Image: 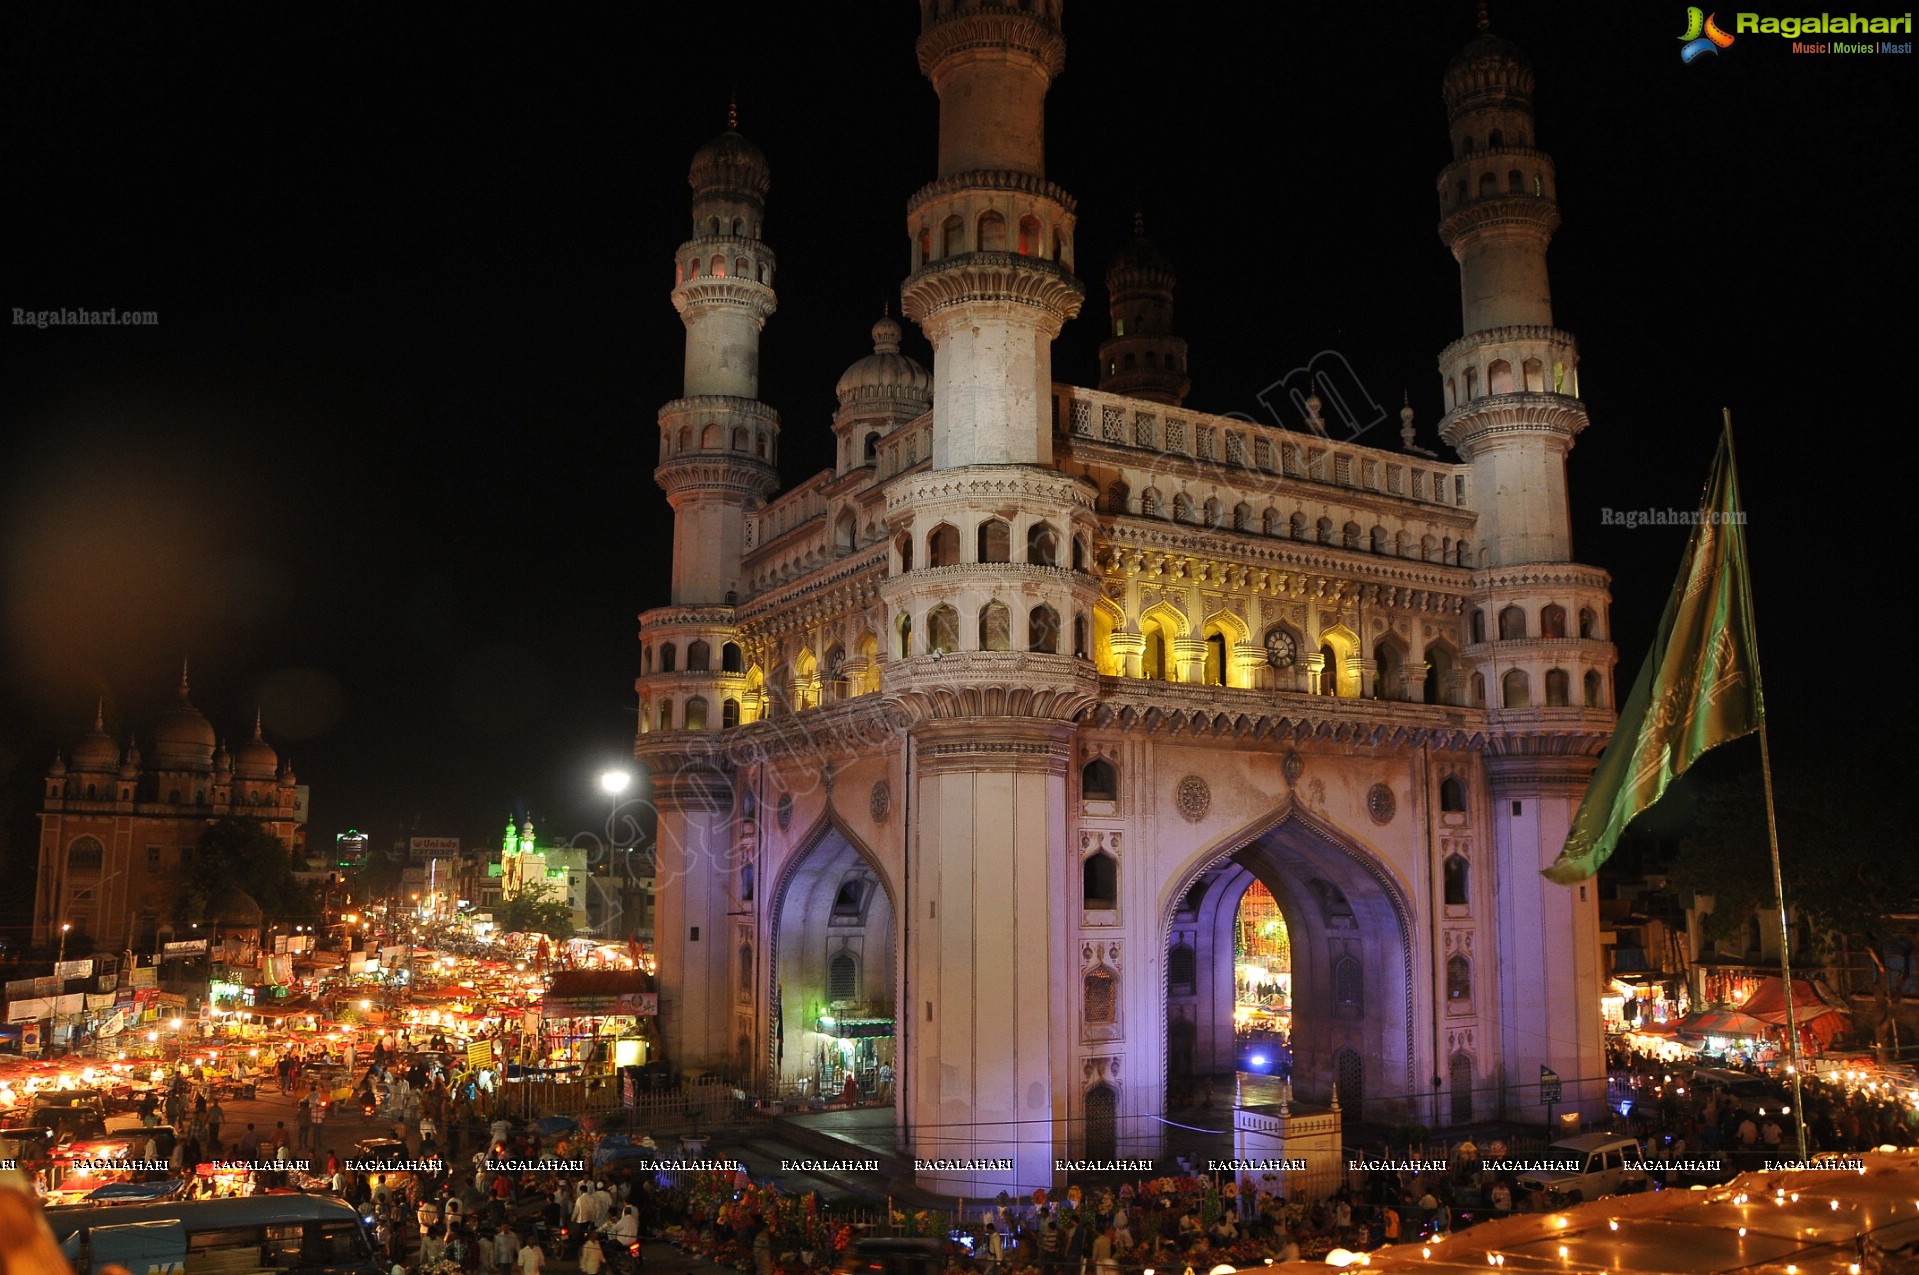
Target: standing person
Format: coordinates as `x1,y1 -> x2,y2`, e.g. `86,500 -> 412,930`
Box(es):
1091,1224 -> 1117,1275
516,1235 -> 545,1275
578,1233 -> 606,1275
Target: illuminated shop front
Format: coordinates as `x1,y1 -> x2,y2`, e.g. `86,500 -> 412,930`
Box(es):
811,1013 -> 894,1101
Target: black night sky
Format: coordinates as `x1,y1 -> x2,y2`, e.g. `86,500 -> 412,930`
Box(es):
2,5 -> 1912,892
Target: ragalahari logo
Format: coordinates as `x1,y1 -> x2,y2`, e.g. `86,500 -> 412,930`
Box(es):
1680,7 -> 1737,61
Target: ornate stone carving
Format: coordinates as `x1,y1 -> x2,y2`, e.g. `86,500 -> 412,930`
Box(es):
1366,782 -> 1396,825
869,779 -> 891,823
776,792 -> 793,831
1282,750 -> 1304,786
1175,774 -> 1210,822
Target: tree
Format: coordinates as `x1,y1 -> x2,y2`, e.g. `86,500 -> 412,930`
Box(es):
497,880 -> 576,940
176,817 -> 314,925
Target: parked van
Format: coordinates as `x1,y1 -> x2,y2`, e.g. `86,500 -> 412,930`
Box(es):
1515,1133 -> 1648,1204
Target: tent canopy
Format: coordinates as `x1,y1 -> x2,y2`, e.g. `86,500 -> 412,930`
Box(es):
1739,977 -> 1850,1025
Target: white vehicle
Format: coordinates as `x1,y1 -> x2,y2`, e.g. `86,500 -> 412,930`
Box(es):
1516,1133 -> 1648,1204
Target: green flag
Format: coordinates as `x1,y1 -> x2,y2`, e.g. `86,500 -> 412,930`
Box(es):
1543,422 -> 1764,884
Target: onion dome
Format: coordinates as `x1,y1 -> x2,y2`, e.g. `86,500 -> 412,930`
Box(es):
213,742 -> 233,779
207,885 -> 264,928
150,662 -> 217,772
689,105 -> 770,204
234,710 -> 279,780
69,700 -> 119,773
835,313 -> 932,407
48,751 -> 67,778
120,738 -> 142,780
1108,212 -> 1176,280
1442,11 -> 1534,116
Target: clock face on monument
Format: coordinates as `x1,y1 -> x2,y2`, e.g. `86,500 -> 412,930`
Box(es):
1264,629 -> 1297,668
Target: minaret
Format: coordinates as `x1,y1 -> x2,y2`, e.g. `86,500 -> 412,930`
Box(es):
887,0 -> 1102,1198
900,0 -> 1083,468
1097,212 -> 1190,406
655,108 -> 781,605
1435,15 -> 1613,1127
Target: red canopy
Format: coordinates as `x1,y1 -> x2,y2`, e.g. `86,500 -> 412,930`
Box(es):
1739,977 -> 1850,1025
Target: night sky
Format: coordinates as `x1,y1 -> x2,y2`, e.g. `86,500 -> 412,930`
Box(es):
2,5 -> 1911,886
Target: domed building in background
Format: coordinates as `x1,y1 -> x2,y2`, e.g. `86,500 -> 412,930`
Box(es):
34,665 -> 307,951
635,4 -> 1615,1196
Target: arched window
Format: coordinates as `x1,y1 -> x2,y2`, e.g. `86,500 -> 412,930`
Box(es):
1073,612 -> 1087,657
1027,522 -> 1059,566
684,697 -> 709,730
1502,669 -> 1531,708
1450,1051 -> 1474,1125
1334,1047 -> 1364,1115
1290,512 -> 1309,539
1234,502 -> 1253,532
1424,645 -> 1455,705
918,226 -> 931,264
1319,643 -> 1341,696
1470,672 -> 1486,706
897,612 -> 913,659
1584,670 -> 1605,708
1141,487 -> 1163,517
1478,172 -> 1497,199
722,642 -> 744,672
979,600 -> 1011,651
1082,758 -> 1118,802
1488,359 -> 1513,394
1018,215 -> 1042,256
1440,777 -> 1467,813
1072,535 -> 1086,572
722,699 -> 741,729
738,860 -> 754,901
1203,628 -> 1229,686
1028,604 -> 1060,653
1470,609 -> 1486,644
1373,642 -> 1402,700
1317,517 -> 1336,544
660,642 -> 678,672
1334,956 -> 1363,1019
1444,855 -> 1469,906
1203,497 -> 1222,527
1509,169 -> 1526,194
1084,1083 -> 1118,1159
864,432 -> 879,463
1169,942 -> 1197,994
1488,128 -> 1503,147
66,836 -> 105,875
686,640 -> 711,671
1083,967 -> 1116,1022
1540,604 -> 1567,638
834,508 -> 857,553
1578,607 -> 1597,639
1263,508 -> 1283,536
1342,522 -> 1363,550
1447,953 -> 1472,1002
833,878 -> 866,918
739,943 -> 753,988
710,253 -> 726,277
828,950 -> 858,1001
657,700 -> 673,732
977,210 -> 1006,252
1370,526 -> 1389,554
895,533 -> 914,573
1498,605 -> 1527,640
941,215 -> 964,257
927,605 -> 959,654
927,523 -> 960,567
1082,854 -> 1118,909
1545,668 -> 1570,706
978,518 -> 1011,563
1172,493 -> 1195,523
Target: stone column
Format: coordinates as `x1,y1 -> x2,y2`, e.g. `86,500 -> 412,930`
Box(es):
644,751 -> 740,1074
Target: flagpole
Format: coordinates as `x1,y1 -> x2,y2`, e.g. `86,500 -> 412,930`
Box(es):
1725,409 -> 1807,1159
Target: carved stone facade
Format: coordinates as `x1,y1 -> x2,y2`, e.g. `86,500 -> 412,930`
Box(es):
639,4 -> 1612,1197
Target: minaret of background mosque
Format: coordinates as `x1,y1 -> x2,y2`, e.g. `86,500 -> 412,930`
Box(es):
1437,12 -> 1614,1120
887,0 -> 1100,1194
641,110 -> 781,1065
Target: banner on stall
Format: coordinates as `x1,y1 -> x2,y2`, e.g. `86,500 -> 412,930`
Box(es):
467,1038 -> 497,1070
54,959 -> 93,980
21,1022 -> 40,1054
131,965 -> 157,988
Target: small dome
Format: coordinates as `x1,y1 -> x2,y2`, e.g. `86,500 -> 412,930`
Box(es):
1442,31 -> 1534,112
151,666 -> 217,772
69,702 -> 119,773
835,313 -> 932,405
119,740 -> 141,780
48,752 -> 67,778
689,126 -> 770,202
207,884 -> 264,927
234,711 -> 278,780
213,743 -> 232,777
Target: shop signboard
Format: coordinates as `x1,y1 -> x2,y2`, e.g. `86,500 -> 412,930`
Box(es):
21,1022 -> 40,1055
54,959 -> 94,980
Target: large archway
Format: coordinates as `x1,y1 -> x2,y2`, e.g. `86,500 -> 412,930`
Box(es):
769,820 -> 897,1105
1163,804 -> 1415,1125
